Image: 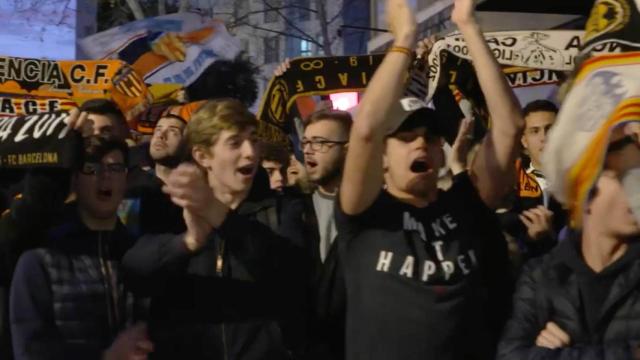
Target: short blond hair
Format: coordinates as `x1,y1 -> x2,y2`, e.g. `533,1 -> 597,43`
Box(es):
186,98 -> 258,152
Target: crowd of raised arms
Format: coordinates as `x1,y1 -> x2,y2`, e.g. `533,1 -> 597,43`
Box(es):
2,0 -> 640,359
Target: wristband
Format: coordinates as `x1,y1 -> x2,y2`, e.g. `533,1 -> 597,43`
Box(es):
388,46 -> 413,57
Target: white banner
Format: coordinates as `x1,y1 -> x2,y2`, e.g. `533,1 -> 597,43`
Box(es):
425,30 -> 621,102
79,11 -> 241,86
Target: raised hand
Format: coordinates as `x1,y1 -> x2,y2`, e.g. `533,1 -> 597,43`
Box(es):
416,35 -> 442,59
386,0 -> 417,47
451,0 -> 477,27
162,163 -> 228,228
64,108 -> 93,137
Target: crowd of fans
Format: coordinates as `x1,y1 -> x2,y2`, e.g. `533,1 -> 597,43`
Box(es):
1,0 -> 640,359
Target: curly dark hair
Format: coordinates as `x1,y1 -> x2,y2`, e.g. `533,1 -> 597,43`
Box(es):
186,54 -> 259,107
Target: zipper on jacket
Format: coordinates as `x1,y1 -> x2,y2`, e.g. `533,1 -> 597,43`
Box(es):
222,323 -> 229,360
98,232 -> 120,334
216,237 -> 228,359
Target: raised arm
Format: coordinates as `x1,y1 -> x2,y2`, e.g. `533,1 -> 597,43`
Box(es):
339,0 -> 417,215
452,0 -> 524,208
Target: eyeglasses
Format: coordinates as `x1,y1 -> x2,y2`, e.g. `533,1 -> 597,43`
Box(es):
80,162 -> 127,176
300,138 -> 347,153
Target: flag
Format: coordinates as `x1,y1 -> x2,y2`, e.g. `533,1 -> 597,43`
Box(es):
79,11 -> 241,87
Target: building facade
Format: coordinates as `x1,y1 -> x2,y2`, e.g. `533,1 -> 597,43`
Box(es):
367,0 -> 582,53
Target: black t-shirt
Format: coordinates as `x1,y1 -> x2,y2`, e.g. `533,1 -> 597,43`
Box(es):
336,172 -> 504,360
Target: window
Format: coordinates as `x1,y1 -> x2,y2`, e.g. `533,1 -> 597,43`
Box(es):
264,0 -> 283,23
300,39 -> 312,56
297,0 -> 310,21
264,37 -> 280,63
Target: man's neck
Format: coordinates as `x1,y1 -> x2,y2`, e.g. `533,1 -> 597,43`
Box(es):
530,159 -> 542,171
317,177 -> 340,196
78,208 -> 117,231
209,177 -> 248,209
214,189 -> 247,209
155,163 -> 172,183
581,224 -> 628,273
386,185 -> 437,208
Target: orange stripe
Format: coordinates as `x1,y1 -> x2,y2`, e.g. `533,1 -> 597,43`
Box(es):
567,98 -> 640,226
131,52 -> 169,78
576,52 -> 640,82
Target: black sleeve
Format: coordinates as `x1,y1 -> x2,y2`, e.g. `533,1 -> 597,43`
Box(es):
495,259 -> 635,360
10,251 -> 103,360
11,170 -> 70,229
0,169 -> 70,287
276,195 -> 311,251
121,232 -> 193,296
497,258 -> 546,359
334,189 -> 385,242
449,171 -> 486,207
222,211 -> 313,357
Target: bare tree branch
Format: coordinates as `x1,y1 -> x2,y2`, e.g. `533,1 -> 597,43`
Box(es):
229,5 -> 316,27
261,0 -> 318,44
125,0 -> 145,20
315,0 -> 333,55
236,21 -> 323,48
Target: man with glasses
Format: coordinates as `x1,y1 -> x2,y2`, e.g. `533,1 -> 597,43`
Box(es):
10,135 -> 153,360
277,109 -> 351,359
299,109 -> 351,264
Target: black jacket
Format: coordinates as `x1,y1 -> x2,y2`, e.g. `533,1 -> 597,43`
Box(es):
10,209 -> 134,360
0,169 -> 70,360
122,209 -> 311,360
122,168 -> 185,237
277,191 -> 346,360
499,157 -> 567,261
498,235 -> 640,360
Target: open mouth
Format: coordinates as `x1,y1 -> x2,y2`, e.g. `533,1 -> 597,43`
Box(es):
237,164 -> 255,176
410,158 -> 430,174
305,160 -> 318,169
96,188 -> 113,201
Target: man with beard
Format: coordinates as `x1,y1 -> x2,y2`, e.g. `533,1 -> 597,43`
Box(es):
149,115 -> 188,182
121,114 -> 187,236
300,109 -> 351,265
280,109 -> 352,359
336,0 -> 521,359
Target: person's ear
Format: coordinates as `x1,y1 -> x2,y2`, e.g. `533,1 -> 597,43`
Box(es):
521,134 -> 529,150
383,152 -> 389,172
192,146 -> 212,171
